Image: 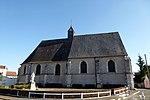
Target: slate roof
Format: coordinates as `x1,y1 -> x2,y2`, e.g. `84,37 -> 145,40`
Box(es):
22,29 -> 127,64
22,39 -> 72,64
68,32 -> 127,58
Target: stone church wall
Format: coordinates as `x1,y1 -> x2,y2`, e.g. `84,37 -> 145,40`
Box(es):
95,56 -> 128,85
18,61 -> 67,86
69,58 -> 96,86
18,55 -> 133,88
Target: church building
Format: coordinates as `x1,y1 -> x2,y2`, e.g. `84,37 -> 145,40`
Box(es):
17,27 -> 134,89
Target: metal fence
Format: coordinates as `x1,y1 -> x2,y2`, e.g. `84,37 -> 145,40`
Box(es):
114,87 -> 128,96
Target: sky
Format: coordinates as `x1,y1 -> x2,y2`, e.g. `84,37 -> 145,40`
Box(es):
0,0 -> 150,72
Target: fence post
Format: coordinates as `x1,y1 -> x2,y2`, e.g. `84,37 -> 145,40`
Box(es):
28,92 -> 31,98
98,92 -> 100,98
62,93 -> 64,99
125,86 -> 128,97
110,90 -> 111,96
81,93 -> 83,99
114,90 -> 116,95
17,91 -> 19,97
43,93 -> 45,98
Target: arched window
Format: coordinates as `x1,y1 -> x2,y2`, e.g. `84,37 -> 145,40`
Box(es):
24,66 -> 26,75
108,60 -> 116,72
55,64 -> 60,75
80,61 -> 87,73
36,64 -> 41,75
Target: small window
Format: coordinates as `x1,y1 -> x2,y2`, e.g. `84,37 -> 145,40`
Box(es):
108,60 -> 116,72
55,64 -> 60,75
80,61 -> 87,73
24,66 -> 26,75
36,64 -> 41,75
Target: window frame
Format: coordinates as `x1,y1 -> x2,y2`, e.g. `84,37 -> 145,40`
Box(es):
55,64 -> 61,75
24,66 -> 26,75
36,64 -> 41,75
80,61 -> 88,74
108,60 -> 116,72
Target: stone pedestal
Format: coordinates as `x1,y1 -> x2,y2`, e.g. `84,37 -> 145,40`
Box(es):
30,82 -> 36,90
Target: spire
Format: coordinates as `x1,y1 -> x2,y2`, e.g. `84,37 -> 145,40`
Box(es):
68,26 -> 74,40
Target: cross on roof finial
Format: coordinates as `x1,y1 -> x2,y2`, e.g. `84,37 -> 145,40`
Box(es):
70,19 -> 72,27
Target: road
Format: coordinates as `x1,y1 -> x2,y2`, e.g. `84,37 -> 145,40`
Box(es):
124,89 -> 150,100
105,89 -> 150,100
98,89 -> 150,100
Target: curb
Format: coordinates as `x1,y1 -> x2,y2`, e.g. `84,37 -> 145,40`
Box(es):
0,97 -> 10,100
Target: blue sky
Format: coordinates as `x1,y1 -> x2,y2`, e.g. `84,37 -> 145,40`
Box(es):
0,0 -> 150,72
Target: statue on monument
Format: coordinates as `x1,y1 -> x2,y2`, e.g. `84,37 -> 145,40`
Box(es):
30,72 -> 35,83
30,72 -> 36,90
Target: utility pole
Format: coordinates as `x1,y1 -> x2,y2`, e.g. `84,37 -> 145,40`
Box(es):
144,54 -> 149,75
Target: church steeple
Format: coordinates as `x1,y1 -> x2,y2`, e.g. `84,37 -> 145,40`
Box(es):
68,26 -> 74,40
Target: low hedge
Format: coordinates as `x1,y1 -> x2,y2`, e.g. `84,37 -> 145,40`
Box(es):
13,84 -> 29,89
0,85 -> 9,89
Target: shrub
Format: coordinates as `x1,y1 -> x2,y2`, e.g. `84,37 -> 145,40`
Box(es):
36,86 -> 39,90
0,85 -> 9,89
14,84 -> 29,89
36,83 -> 44,88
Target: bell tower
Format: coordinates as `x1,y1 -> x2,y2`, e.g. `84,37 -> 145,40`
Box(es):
68,26 -> 74,40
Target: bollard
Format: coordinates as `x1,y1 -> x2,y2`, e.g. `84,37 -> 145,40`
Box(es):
141,92 -> 145,100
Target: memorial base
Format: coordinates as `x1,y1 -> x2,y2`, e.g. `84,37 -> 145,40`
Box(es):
30,82 -> 36,90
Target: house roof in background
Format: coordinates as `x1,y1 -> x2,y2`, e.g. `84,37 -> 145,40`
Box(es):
0,66 -> 8,70
6,71 -> 17,76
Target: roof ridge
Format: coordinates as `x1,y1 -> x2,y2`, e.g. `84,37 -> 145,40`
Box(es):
74,32 -> 119,37
41,38 -> 68,42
